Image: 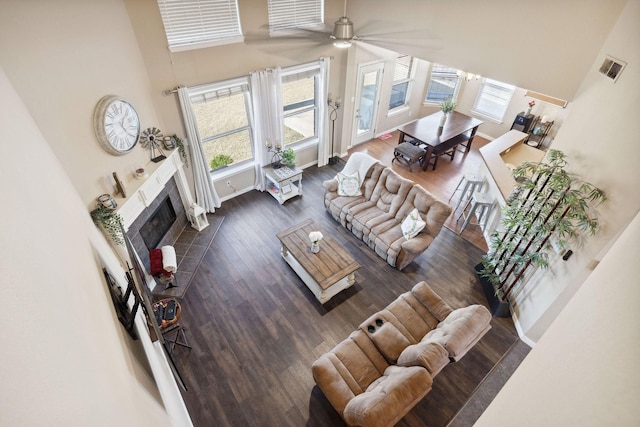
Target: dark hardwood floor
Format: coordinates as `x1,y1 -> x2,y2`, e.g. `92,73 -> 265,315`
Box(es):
167,146 -> 519,426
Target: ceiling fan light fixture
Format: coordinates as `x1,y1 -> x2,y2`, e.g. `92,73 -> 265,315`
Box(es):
333,39 -> 352,48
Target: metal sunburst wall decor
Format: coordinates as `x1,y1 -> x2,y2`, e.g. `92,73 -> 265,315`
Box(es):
140,127 -> 167,163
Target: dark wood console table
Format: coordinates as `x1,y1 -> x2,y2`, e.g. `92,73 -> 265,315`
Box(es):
397,111 -> 484,171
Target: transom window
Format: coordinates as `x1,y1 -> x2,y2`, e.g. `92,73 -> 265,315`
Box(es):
157,0 -> 243,52
425,64 -> 462,103
473,78 -> 516,121
188,78 -> 254,170
389,55 -> 415,111
268,0 -> 324,33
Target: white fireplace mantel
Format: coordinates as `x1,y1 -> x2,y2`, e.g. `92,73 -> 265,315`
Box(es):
115,149 -> 194,231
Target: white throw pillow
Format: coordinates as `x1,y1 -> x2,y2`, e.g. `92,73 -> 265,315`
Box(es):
401,208 -> 426,239
337,171 -> 361,196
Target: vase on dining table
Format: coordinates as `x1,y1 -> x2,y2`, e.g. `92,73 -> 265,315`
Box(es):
311,242 -> 320,253
439,113 -> 447,128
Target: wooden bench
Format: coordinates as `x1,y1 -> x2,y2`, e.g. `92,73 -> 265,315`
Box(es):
424,133 -> 471,170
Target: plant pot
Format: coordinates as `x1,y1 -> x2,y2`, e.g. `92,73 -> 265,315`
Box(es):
475,263 -> 511,318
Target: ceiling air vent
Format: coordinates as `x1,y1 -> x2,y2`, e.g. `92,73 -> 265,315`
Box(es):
599,55 -> 626,83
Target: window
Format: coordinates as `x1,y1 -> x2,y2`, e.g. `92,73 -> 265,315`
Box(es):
389,55 -> 415,110
268,0 -> 324,33
281,64 -> 321,146
157,0 -> 243,52
473,78 -> 516,121
187,78 -> 254,170
425,64 -> 462,103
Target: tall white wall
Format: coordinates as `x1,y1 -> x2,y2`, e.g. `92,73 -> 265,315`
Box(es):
0,0 -> 163,208
475,211 -> 640,426
0,68 -> 172,427
511,0 -> 640,341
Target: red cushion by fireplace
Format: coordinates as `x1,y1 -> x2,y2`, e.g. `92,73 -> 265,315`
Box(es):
150,248 -> 172,277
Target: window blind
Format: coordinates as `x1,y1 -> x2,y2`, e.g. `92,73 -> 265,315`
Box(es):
392,55 -> 413,83
157,0 -> 243,51
268,0 -> 324,32
473,78 -> 515,121
189,80 -> 249,104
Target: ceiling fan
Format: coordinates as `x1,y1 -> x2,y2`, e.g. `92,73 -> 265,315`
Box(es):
245,0 -> 440,54
329,1 -> 357,48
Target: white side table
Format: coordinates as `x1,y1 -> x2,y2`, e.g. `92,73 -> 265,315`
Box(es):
263,165 -> 303,204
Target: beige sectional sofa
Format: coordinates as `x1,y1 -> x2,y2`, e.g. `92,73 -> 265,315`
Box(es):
324,153 -> 452,270
312,281 -> 492,427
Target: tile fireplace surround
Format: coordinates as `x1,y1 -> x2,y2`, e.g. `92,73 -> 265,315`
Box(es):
126,176 -> 188,279
115,149 -> 196,291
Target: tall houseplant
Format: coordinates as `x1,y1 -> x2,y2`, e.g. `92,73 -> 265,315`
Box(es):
478,149 -> 606,311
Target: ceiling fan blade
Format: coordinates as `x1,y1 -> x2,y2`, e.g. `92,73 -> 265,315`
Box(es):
244,23 -> 333,46
353,19 -> 444,51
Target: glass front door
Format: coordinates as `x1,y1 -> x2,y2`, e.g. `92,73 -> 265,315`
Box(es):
353,62 -> 384,145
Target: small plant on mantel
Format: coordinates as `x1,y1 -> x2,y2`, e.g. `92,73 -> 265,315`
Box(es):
478,149 -> 606,308
90,205 -> 125,245
172,134 -> 188,167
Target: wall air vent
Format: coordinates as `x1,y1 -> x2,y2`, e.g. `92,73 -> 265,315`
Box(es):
599,55 -> 626,83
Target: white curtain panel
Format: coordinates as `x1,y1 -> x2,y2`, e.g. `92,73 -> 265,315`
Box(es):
316,57 -> 330,167
250,68 -> 283,190
177,87 -> 222,211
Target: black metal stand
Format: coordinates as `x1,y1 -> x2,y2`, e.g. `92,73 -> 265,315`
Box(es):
328,100 -> 340,165
163,324 -> 191,353
150,140 -> 167,163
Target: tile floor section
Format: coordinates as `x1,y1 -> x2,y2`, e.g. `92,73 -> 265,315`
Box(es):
152,214 -> 223,299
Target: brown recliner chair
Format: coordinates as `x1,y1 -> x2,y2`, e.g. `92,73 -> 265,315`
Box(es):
312,329 -> 433,427
312,281 -> 492,427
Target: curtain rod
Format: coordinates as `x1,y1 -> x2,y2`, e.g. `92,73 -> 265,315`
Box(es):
162,56 -> 334,96
162,86 -> 182,96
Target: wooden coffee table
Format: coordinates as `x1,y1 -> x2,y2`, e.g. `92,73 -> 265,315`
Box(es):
276,219 -> 360,304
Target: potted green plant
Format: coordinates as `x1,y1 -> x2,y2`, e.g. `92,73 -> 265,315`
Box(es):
477,149 -> 606,316
90,205 -> 125,245
281,147 -> 296,167
440,98 -> 457,114
172,134 -> 188,167
210,154 -> 233,171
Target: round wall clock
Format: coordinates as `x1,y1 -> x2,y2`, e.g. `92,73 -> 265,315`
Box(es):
93,95 -> 141,156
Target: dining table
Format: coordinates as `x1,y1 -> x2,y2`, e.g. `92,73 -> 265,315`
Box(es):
397,111 -> 484,171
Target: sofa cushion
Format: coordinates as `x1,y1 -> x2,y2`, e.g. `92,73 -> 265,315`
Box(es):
411,281 -> 453,321
397,341 -> 450,376
422,305 -> 492,361
368,168 -> 413,217
343,365 -> 432,427
401,208 -> 426,239
385,293 -> 439,339
372,224 -> 406,265
360,316 -> 413,364
337,171 -> 362,196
